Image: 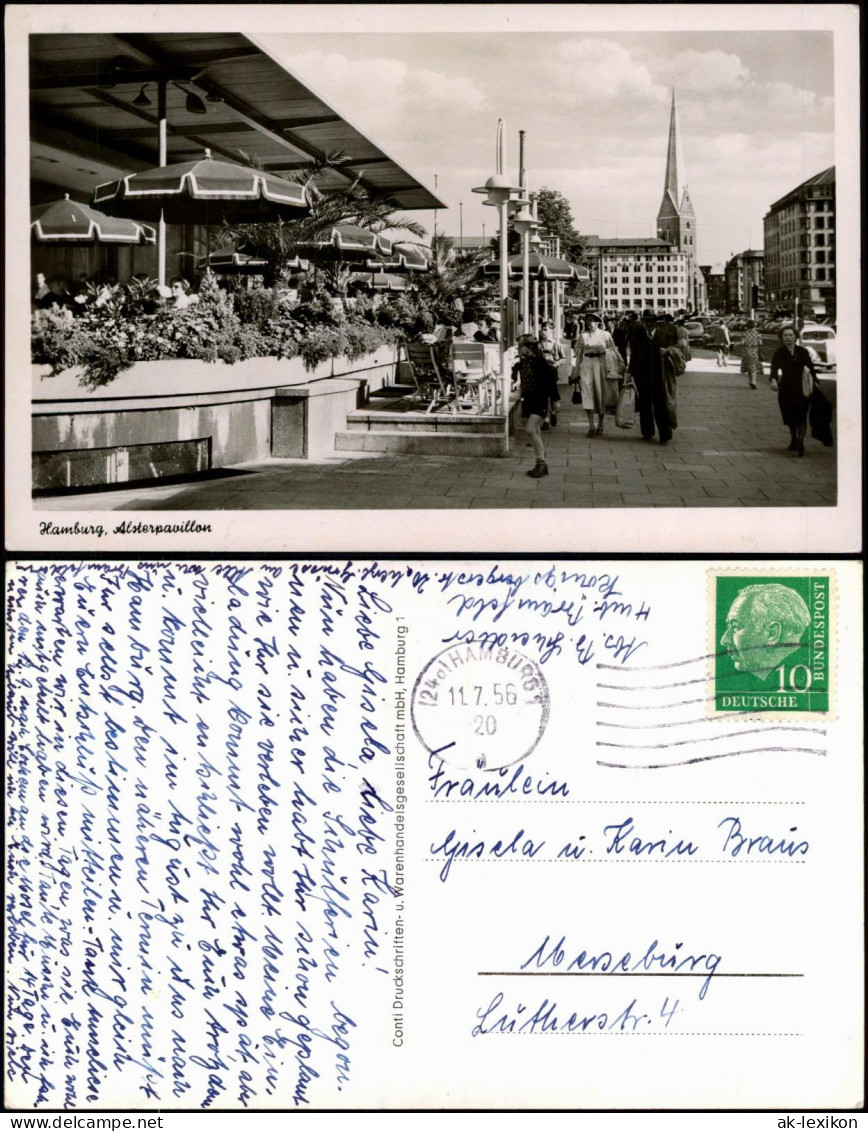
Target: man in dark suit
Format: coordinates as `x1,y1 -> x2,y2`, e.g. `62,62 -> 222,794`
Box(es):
627,309 -> 673,444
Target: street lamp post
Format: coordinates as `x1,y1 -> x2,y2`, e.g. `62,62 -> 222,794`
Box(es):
157,79 -> 167,287
512,203 -> 537,337
473,118 -> 522,452
518,131 -> 530,334
530,200 -> 542,336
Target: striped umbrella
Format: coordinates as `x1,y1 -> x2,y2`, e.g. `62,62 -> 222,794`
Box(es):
196,244 -> 310,274
348,271 -> 410,292
479,252 -> 589,281
362,241 -> 428,273
93,152 -> 310,224
292,223 -> 393,260
31,195 -> 156,244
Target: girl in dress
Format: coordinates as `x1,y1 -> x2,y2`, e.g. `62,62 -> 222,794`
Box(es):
512,336 -> 561,477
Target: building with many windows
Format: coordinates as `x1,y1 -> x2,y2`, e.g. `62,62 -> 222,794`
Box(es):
763,167 -> 835,317
724,249 -> 764,314
583,236 -> 690,313
443,235 -> 495,259
699,264 -> 726,312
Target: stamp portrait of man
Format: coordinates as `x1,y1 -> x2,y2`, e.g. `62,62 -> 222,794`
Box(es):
720,583 -> 811,682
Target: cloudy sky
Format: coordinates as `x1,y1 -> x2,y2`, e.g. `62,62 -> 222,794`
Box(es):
267,27 -> 834,266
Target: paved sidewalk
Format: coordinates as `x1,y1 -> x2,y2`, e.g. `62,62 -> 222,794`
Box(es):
38,357 -> 836,511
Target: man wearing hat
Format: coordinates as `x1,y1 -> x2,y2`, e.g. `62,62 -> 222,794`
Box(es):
627,309 -> 673,443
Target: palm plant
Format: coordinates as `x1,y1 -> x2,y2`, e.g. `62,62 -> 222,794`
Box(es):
222,151 -> 427,286
412,234 -> 495,324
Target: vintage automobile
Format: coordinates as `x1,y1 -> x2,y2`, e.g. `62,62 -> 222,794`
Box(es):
798,323 -> 837,369
683,320 -> 708,344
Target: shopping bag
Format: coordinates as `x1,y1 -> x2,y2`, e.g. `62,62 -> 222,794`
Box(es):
615,380 -> 636,429
603,375 -> 621,409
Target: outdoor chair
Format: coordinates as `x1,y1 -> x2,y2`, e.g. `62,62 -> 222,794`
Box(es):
404,341 -> 457,413
452,341 -> 492,413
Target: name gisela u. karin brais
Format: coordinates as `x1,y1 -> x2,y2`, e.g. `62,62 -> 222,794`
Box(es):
429,814 -> 809,881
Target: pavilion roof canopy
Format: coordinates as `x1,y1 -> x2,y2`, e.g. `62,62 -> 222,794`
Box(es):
30,32 -> 446,210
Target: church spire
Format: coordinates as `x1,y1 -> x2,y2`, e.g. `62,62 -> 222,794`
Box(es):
663,87 -> 679,202
656,88 -> 698,310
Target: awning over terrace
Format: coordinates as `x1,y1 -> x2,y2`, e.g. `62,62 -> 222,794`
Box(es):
30,32 -> 446,211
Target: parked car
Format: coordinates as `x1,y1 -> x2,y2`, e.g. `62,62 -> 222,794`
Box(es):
798,323 -> 836,369
683,320 -> 707,345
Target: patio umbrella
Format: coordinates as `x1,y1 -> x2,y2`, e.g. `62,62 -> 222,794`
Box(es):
196,245 -> 268,273
31,195 -> 156,245
479,252 -> 589,281
362,241 -> 428,273
292,223 -> 394,260
196,244 -> 311,274
93,151 -> 311,225
348,271 -> 410,292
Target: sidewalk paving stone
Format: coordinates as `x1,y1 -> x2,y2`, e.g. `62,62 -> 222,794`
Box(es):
36,359 -> 836,514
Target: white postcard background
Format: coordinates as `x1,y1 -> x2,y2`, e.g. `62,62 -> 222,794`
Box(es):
4,4 -> 863,553
4,558 -> 863,1110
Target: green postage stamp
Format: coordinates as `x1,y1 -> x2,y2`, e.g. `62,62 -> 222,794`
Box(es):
712,573 -> 831,714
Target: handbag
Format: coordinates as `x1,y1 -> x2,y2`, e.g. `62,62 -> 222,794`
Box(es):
571,386 -> 582,405
615,380 -> 636,429
802,366 -> 815,398
809,387 -> 834,446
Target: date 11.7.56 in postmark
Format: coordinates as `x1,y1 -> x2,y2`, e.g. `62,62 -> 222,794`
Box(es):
411,644 -> 550,772
712,573 -> 831,715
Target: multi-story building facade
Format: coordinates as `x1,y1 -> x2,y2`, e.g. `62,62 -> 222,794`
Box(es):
763,167 -> 835,317
724,249 -> 764,313
444,235 -> 495,260
700,264 -> 726,311
583,236 -> 690,313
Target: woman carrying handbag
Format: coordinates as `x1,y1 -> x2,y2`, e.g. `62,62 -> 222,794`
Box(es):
572,312 -> 615,437
769,325 -> 817,457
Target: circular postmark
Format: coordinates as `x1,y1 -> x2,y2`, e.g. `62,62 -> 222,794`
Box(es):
411,643 -> 550,771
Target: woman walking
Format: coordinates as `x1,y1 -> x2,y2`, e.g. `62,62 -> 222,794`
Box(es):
573,312 -> 615,436
513,336 -> 560,478
769,325 -> 817,456
741,319 -> 763,389
711,320 -> 731,367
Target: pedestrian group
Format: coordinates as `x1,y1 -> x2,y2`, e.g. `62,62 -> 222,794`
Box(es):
512,310 -> 828,477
